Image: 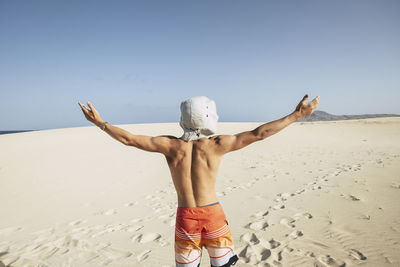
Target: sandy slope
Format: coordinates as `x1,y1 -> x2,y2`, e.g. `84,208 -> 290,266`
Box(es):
0,118 -> 399,267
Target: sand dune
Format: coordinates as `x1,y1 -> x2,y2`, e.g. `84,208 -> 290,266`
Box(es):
1,118 -> 399,266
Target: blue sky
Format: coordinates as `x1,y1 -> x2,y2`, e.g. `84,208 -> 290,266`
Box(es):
1,0 -> 399,130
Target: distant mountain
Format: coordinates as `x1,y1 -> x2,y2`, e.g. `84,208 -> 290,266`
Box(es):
299,110 -> 400,122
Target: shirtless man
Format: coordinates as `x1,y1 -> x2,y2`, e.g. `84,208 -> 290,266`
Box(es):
78,94 -> 319,267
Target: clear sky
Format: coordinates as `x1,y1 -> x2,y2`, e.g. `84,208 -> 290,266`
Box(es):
1,0 -> 399,130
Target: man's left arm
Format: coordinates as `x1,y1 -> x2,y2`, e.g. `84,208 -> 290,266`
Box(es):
78,101 -> 173,154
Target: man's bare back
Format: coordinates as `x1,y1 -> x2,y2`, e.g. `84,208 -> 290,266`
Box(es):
165,138 -> 222,207
79,94 -> 319,207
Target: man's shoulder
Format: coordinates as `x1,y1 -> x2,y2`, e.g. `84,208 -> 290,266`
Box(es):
208,134 -> 235,144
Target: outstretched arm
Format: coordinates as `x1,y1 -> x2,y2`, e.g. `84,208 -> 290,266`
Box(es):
78,102 -> 173,155
213,94 -> 320,154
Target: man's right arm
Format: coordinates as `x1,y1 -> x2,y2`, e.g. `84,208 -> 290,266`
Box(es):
78,101 -> 175,155
213,94 -> 320,154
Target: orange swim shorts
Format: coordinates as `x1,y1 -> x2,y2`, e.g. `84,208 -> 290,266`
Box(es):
175,202 -> 238,267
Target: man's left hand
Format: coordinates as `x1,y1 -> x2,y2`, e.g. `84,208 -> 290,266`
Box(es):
78,101 -> 105,127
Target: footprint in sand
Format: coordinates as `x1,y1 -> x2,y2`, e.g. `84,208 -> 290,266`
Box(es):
287,230 -> 303,239
3,257 -> 46,267
137,249 -> 151,262
132,233 -> 161,243
281,192 -> 294,198
295,189 -> 306,195
272,204 -> 285,210
124,201 -> 139,207
91,230 -> 107,238
131,218 -> 143,223
90,223 -> 130,237
225,186 -> 235,192
358,214 -> 371,220
241,233 -> 277,253
353,179 -> 366,186
53,235 -> 91,249
0,256 -> 19,266
102,209 -> 117,216
240,233 -> 261,245
69,219 -> 86,226
145,194 -> 161,201
348,249 -> 367,261
245,221 -> 269,231
269,239 -> 281,249
77,250 -> 100,263
158,214 -> 170,220
139,233 -> 161,243
239,244 -> 271,265
340,194 -> 360,201
0,244 -> 9,255
294,212 -> 313,220
252,210 -> 269,218
158,238 -> 170,247
312,185 -> 322,190
106,224 -> 129,232
282,246 -> 294,253
163,219 -> 175,227
390,183 -> 400,189
274,197 -> 285,202
126,225 -> 144,232
280,217 -> 296,228
69,226 -> 91,237
152,208 -> 163,213
316,254 -> 345,267
36,245 -> 60,259
334,171 -> 341,177
99,246 -> 132,261
94,242 -> 111,250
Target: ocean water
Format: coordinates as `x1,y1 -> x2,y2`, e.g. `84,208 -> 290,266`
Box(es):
0,130 -> 34,135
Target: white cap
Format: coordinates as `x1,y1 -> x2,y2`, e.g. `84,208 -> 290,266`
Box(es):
179,96 -> 218,141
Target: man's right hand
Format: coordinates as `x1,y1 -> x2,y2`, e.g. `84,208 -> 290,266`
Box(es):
295,94 -> 320,118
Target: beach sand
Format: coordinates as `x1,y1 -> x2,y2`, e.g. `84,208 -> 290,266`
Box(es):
1,118 -> 399,266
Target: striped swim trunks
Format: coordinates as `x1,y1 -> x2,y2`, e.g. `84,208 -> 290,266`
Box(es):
175,202 -> 238,267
